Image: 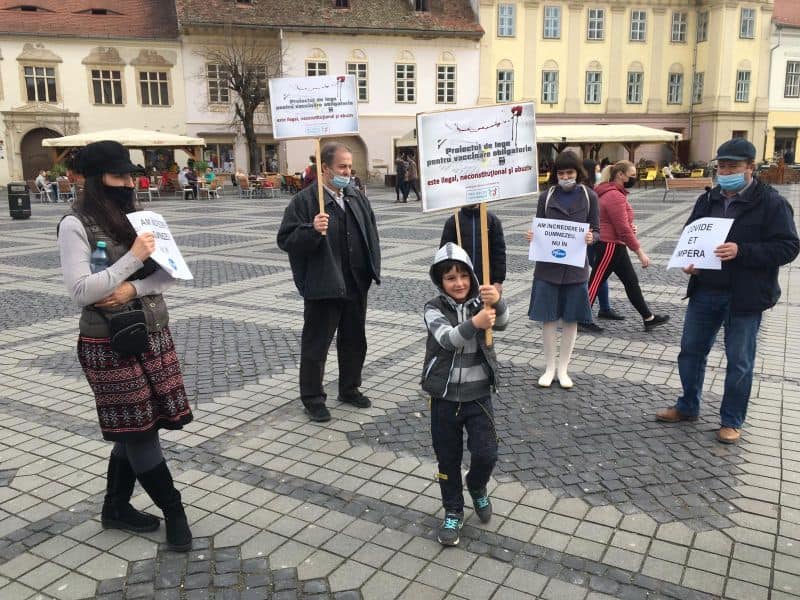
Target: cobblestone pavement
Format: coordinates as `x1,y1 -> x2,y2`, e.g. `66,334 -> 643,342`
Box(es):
0,183 -> 798,600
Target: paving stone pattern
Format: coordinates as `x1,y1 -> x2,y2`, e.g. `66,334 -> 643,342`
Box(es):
0,187 -> 797,599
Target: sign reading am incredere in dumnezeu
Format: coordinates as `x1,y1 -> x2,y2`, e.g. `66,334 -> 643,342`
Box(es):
417,102 -> 537,213
268,75 -> 359,140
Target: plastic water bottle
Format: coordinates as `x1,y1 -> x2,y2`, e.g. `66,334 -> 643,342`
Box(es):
90,241 -> 109,273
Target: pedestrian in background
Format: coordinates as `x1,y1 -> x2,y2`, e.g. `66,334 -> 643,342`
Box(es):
587,160 -> 670,331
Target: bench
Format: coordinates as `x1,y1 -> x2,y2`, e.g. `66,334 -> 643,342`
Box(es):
663,177 -> 713,202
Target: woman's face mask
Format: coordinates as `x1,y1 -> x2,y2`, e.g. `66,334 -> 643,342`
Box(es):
103,184 -> 135,205
558,178 -> 577,191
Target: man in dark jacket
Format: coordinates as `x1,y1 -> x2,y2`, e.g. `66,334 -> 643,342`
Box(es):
440,205 -> 507,293
277,143 -> 381,422
656,139 -> 799,444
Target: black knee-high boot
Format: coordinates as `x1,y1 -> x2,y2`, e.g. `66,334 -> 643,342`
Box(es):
137,461 -> 192,552
101,455 -> 160,532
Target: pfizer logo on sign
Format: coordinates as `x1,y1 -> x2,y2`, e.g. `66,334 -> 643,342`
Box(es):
551,249 -> 567,259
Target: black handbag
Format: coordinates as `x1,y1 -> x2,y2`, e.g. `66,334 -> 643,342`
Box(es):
98,303 -> 150,356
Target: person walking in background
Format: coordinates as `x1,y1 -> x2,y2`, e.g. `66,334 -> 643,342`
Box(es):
394,154 -> 408,203
57,141 -> 193,552
404,153 -> 421,202
422,243 -> 508,546
526,151 -> 599,388
277,142 -> 381,423
587,161 -> 670,331
579,158 -> 623,334
656,139 -> 799,444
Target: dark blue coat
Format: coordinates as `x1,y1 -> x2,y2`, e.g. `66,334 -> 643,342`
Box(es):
685,179 -> 798,313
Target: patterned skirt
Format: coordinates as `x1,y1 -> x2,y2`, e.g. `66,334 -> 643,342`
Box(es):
77,326 -> 193,441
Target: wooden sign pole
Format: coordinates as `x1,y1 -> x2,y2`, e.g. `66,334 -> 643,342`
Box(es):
315,138 -> 326,235
454,209 -> 462,247
479,202 -> 493,346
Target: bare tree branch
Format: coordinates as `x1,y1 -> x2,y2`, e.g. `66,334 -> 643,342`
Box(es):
193,25 -> 285,173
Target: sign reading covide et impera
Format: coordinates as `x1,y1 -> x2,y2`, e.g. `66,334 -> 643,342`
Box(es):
269,75 -> 359,140
417,102 -> 538,213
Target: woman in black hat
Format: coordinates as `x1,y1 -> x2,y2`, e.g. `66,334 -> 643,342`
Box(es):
57,140 -> 193,551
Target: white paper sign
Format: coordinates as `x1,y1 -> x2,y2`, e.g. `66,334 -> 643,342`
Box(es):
417,103 -> 537,213
126,211 -> 193,280
667,217 -> 734,270
269,75 -> 359,139
529,217 -> 589,268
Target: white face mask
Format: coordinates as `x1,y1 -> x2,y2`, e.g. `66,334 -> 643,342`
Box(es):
558,178 -> 577,191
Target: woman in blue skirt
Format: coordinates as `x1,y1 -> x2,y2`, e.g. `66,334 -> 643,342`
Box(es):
526,151 -> 599,388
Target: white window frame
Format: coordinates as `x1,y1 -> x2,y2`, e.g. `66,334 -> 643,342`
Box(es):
697,11 -> 708,42
785,61 -> 800,98
90,68 -> 123,105
543,6 -> 561,39
630,10 -> 646,42
138,70 -> 170,106
692,72 -> 704,104
346,62 -> 368,102
667,73 -> 683,105
498,4 -> 515,37
587,8 -> 605,40
22,64 -> 58,103
626,71 -> 643,104
306,61 -> 328,77
735,70 -> 751,102
496,69 -> 514,102
585,71 -> 602,104
740,8 -> 755,39
671,12 -> 687,43
436,64 -> 456,104
395,63 -> 416,103
206,63 -> 230,104
541,70 -> 558,104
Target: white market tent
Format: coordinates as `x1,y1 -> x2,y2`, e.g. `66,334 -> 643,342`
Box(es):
43,128 -> 205,162
396,123 -> 682,160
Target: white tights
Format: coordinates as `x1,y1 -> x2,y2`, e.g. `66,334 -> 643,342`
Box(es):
538,320 -> 578,388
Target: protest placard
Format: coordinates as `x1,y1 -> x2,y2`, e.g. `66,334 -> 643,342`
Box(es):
269,75 -> 359,140
416,102 -> 537,213
127,211 -> 193,280
667,217 -> 733,270
529,217 -> 589,268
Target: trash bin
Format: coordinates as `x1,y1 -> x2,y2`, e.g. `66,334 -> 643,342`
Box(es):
7,182 -> 31,220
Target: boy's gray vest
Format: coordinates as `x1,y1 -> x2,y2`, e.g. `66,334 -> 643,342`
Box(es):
75,216 -> 169,338
420,295 -> 499,399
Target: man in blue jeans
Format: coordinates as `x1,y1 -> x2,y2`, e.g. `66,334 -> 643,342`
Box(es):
656,139 -> 799,443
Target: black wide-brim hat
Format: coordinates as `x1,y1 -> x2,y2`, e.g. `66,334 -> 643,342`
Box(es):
72,140 -> 145,177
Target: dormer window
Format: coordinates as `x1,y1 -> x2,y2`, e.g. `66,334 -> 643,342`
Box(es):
334,0 -> 349,7
74,8 -> 122,15
6,5 -> 53,11
414,0 -> 429,11
91,8 -> 107,14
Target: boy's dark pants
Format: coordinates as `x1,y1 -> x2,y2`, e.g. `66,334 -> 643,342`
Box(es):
431,396 -> 498,513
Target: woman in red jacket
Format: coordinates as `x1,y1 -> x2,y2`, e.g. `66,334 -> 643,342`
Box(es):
587,160 -> 670,331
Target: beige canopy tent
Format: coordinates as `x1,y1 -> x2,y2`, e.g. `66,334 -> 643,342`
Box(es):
42,128 -> 205,162
395,123 -> 682,160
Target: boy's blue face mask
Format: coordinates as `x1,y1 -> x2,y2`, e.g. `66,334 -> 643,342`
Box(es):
718,172 -> 746,191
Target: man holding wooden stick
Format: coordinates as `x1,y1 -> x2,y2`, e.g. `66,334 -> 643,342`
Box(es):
277,142 -> 381,423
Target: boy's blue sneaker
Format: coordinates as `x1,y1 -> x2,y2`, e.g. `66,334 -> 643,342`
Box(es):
470,488 -> 493,523
437,511 -> 464,546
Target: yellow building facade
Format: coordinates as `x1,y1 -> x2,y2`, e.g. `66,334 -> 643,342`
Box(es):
478,0 -> 773,164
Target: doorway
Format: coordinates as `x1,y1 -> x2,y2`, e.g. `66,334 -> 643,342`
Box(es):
20,128 -> 61,180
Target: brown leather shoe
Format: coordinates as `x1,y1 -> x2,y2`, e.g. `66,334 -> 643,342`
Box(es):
717,427 -> 741,444
655,407 -> 698,423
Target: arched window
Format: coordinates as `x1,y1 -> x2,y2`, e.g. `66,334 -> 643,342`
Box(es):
496,59 -> 514,102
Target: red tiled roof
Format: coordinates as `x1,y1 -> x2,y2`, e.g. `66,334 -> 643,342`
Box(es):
174,0 -> 483,39
0,1 -> 178,39
774,0 -> 800,27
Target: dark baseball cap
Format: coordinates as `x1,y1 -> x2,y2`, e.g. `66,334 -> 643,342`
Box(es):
72,140 -> 144,177
714,138 -> 756,161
